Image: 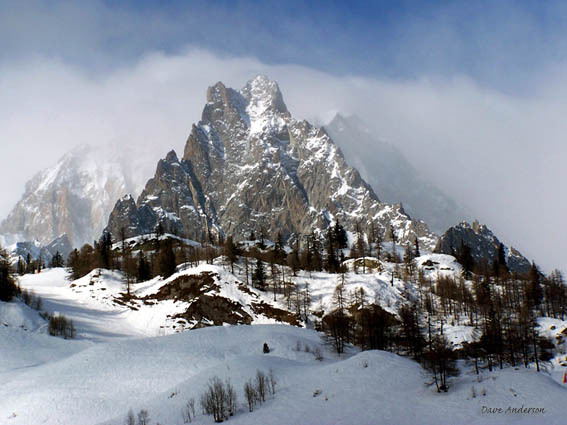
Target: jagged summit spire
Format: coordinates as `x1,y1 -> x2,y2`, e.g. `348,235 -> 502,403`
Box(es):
107,77 -> 436,250
164,150 -> 179,162
328,113 -> 370,135
241,74 -> 288,115
204,76 -> 287,115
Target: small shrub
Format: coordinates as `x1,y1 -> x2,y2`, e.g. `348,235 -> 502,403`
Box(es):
137,409 -> 150,425
200,376 -> 228,423
225,378 -> 237,417
125,409 -> 136,425
255,370 -> 267,403
244,380 -> 257,412
21,289 -> 31,305
32,295 -> 43,311
48,314 -> 76,339
20,290 -> 43,311
314,346 -> 324,361
182,397 -> 195,423
268,368 -> 277,396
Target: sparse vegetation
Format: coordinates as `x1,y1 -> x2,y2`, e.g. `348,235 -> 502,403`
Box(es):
48,314 -> 76,339
181,397 -> 195,423
200,376 -> 230,423
20,289 -> 43,311
255,370 -> 267,403
244,379 -> 257,412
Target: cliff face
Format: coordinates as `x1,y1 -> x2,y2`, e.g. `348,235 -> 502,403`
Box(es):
106,76 -> 436,248
1,144 -> 152,249
434,220 -> 531,274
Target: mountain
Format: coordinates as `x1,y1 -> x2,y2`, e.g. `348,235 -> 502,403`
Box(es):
5,234 -> 73,267
434,220 -> 531,274
0,144 -> 155,249
106,76 -> 436,249
325,114 -> 470,234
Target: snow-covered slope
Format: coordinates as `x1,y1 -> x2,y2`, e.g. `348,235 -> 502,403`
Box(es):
2,303 -> 566,425
2,260 -> 567,424
0,144 -> 156,249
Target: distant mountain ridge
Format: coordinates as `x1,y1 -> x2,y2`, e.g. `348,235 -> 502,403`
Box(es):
325,114 -> 470,234
1,76 -> 536,274
0,144 -> 154,249
106,76 -> 437,248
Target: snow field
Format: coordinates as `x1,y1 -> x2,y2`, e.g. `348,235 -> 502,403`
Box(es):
2,260 -> 567,424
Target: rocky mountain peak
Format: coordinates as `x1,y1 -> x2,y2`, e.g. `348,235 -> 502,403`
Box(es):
107,77 -> 437,249
241,74 -> 288,116
434,221 -> 531,274
471,219 -> 482,233
164,150 -> 179,163
329,113 -> 369,135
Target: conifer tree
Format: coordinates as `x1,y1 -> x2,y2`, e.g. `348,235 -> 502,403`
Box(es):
97,231 -> 113,270
300,237 -> 313,274
325,227 -> 339,273
527,262 -> 543,309
252,258 -> 266,290
223,235 -> 239,274
17,257 -> 25,275
310,232 -> 323,271
137,251 -> 151,282
389,225 -> 397,260
0,247 -> 17,301
333,220 -> 348,250
50,251 -> 64,268
287,240 -> 301,276
158,239 -> 177,278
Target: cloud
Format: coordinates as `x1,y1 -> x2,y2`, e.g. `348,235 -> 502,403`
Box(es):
0,48 -> 566,274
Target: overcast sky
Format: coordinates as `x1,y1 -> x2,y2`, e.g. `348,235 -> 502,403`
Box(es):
1,0 -> 566,273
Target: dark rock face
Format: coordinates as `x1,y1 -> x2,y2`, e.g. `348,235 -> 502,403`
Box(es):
106,76 -> 436,248
146,271 -> 300,328
434,220 -> 531,274
11,233 -> 72,265
44,234 -> 73,260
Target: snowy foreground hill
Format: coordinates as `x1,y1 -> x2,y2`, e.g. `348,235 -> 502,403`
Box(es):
2,266 -> 567,425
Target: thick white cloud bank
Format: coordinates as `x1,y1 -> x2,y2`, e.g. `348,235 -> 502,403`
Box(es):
0,49 -> 565,273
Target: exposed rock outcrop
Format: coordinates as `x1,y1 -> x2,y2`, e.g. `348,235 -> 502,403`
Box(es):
434,220 -> 531,274
106,76 -> 437,249
0,144 -> 152,248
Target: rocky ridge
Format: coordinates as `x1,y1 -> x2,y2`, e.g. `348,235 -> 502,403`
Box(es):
106,76 -> 436,249
434,220 -> 531,274
325,113 -> 470,234
0,144 -> 153,249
